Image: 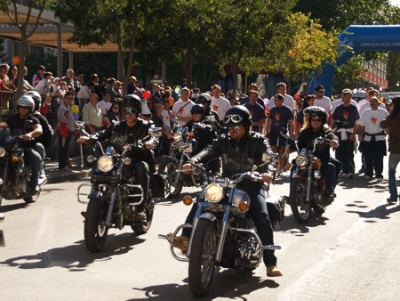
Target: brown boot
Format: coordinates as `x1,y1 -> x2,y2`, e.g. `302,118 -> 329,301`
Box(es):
267,265 -> 283,277
166,232 -> 189,253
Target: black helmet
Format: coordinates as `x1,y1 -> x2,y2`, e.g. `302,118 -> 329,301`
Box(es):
304,106 -> 328,124
25,91 -> 42,111
122,94 -> 142,114
223,105 -> 252,129
16,95 -> 35,112
190,104 -> 205,115
196,93 -> 212,105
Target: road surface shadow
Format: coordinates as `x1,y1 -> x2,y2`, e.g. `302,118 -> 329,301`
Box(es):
0,202 -> 29,213
279,210 -> 329,234
346,203 -> 400,221
130,268 -> 279,300
0,233 -> 145,271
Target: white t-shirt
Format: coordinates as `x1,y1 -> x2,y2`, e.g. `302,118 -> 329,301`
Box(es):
34,78 -> 50,96
359,108 -> 388,140
314,96 -> 332,112
359,101 -> 387,117
211,97 -> 231,121
97,100 -> 112,115
268,94 -> 295,111
357,98 -> 367,111
330,98 -> 359,114
172,100 -> 195,126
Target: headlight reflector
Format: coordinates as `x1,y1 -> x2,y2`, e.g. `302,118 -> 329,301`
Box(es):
0,147 -> 6,158
205,183 -> 223,203
97,155 -> 114,172
295,155 -> 308,167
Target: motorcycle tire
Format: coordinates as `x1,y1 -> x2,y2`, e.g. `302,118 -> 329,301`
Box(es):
290,179 -> 311,224
188,219 -> 217,297
24,188 -> 41,204
84,198 -> 108,253
157,159 -> 183,199
131,207 -> 154,235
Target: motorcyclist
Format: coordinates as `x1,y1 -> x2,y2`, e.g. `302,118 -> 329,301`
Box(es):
25,90 -> 53,179
297,106 -> 339,203
0,95 -> 43,195
79,94 -> 156,220
196,92 -> 221,133
185,104 -> 220,173
168,105 -> 283,277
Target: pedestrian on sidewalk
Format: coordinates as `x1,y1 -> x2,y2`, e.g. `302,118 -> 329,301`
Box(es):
57,92 -> 76,171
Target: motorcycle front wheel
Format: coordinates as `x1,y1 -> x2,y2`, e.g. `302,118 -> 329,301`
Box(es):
24,187 -> 41,204
157,159 -> 183,199
189,219 -> 217,297
290,179 -> 311,224
84,198 -> 108,252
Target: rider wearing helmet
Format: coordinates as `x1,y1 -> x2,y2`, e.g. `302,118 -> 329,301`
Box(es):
0,95 -> 43,194
168,105 -> 283,277
80,94 -> 156,220
197,93 -> 220,122
297,106 -> 339,202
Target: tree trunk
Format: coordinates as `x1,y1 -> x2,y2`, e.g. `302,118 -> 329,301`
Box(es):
16,31 -> 27,100
187,48 -> 194,88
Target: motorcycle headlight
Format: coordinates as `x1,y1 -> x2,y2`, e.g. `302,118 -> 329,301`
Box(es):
97,155 -> 114,172
205,183 -> 223,203
295,155 -> 308,167
122,157 -> 132,165
0,147 -> 6,158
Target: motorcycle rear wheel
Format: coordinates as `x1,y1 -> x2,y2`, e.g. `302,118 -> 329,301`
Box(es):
131,207 -> 154,235
189,219 -> 216,297
24,188 -> 41,204
157,159 -> 183,199
84,198 -> 108,253
290,179 -> 311,224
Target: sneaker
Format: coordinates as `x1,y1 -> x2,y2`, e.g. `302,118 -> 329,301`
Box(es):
266,265 -> 283,277
347,173 -> 354,178
166,232 -> 189,253
32,185 -> 40,195
363,175 -> 371,180
134,211 -> 146,220
377,178 -> 383,183
40,169 -> 47,179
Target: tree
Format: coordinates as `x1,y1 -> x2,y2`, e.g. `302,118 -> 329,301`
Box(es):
0,0 -> 56,98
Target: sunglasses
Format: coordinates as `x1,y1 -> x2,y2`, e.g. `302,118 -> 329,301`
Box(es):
223,114 -> 243,124
311,118 -> 322,122
123,107 -> 138,115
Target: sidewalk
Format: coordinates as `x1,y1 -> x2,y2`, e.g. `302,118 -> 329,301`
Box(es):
45,157 -> 92,184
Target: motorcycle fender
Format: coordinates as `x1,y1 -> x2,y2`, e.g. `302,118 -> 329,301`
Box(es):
88,190 -> 103,199
162,156 -> 179,165
198,212 -> 217,222
291,174 -> 307,181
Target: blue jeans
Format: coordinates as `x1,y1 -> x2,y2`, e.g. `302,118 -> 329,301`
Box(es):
321,162 -> 336,195
24,147 -> 42,187
388,153 -> 400,200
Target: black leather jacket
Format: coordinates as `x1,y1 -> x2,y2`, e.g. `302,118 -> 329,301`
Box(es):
97,118 -> 156,173
191,131 -> 273,187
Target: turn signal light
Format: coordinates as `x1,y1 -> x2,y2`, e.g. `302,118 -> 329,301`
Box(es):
11,156 -> 19,163
239,203 -> 249,212
189,132 -> 194,138
182,195 -> 193,206
285,162 -> 292,170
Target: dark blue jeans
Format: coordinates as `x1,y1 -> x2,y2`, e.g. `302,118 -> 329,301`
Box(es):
24,147 -> 41,187
321,162 -> 336,195
182,186 -> 277,267
59,132 -> 72,170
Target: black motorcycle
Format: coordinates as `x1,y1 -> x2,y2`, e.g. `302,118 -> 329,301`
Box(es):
0,121 -> 47,205
157,120 -> 216,199
288,136 -> 336,223
159,153 -> 285,297
77,126 -> 164,253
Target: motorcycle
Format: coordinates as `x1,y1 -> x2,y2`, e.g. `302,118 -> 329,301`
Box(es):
0,121 -> 47,205
0,213 -> 5,247
158,153 -> 286,297
77,125 -> 164,253
287,135 -> 336,224
157,119 -> 217,199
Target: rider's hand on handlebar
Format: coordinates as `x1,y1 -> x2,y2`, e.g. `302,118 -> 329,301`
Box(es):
144,141 -> 153,150
79,136 -> 89,144
262,172 -> 273,183
182,163 -> 193,174
329,140 -> 338,148
23,133 -> 33,141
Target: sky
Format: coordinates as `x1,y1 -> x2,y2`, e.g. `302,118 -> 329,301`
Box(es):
391,0 -> 400,6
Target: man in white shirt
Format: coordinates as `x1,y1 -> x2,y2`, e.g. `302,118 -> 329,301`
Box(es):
313,84 -> 332,112
172,87 -> 195,126
210,84 -> 231,122
97,90 -> 112,116
268,82 -> 295,114
358,88 -> 387,117
34,72 -> 52,97
358,96 -> 388,181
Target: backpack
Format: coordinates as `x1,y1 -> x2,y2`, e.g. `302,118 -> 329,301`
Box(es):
34,113 -> 54,148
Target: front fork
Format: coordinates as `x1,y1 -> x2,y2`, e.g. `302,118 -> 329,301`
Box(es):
306,163 -> 313,202
105,187 -> 118,226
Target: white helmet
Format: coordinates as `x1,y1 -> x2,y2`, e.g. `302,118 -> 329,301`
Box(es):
24,91 -> 42,110
16,95 -> 35,112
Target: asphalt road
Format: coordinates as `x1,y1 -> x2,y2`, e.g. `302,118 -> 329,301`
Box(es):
1,154 -> 400,300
